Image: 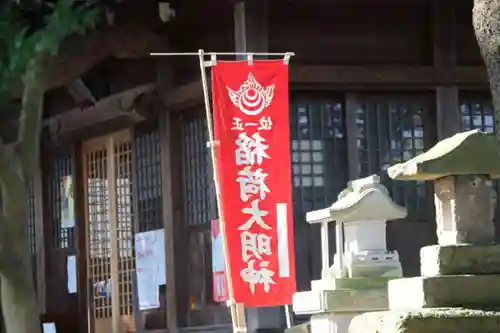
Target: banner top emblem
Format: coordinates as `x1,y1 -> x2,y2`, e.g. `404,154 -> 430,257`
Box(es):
227,73 -> 275,116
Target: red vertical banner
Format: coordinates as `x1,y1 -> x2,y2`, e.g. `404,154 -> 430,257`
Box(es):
211,60 -> 296,307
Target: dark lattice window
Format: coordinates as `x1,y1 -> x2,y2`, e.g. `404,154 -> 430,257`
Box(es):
460,95 -> 494,133
181,114 -> 218,324
134,120 -> 163,232
289,95 -> 348,291
181,116 -> 212,226
290,95 -> 348,213
355,95 -> 432,220
45,153 -> 75,249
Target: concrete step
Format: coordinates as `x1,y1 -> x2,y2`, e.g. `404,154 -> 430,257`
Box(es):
179,324 -> 232,333
293,288 -> 388,314
420,244 -> 500,277
389,275 -> 500,309
311,277 -> 392,291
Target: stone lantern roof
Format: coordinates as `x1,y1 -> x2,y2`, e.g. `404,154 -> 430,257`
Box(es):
387,129 -> 500,181
306,175 -> 407,224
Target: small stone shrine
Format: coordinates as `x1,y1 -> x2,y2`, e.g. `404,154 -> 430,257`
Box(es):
292,175 -> 407,333
349,129 -> 500,333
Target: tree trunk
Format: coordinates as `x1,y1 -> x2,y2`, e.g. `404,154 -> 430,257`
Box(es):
0,177 -> 39,333
0,255 -> 39,333
473,0 -> 500,142
0,59 -> 45,333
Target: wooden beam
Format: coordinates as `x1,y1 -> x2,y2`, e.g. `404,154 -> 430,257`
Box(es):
455,66 -> 488,85
43,83 -> 156,138
161,64 -> 488,114
44,116 -> 136,147
291,65 -> 488,86
291,65 -> 436,85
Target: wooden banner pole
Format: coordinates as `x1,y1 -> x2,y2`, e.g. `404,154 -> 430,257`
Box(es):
197,49 -> 247,333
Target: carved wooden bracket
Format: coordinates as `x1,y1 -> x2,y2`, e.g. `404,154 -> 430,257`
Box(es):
43,83 -> 158,141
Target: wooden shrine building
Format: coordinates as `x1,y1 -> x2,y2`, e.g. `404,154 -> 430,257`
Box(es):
29,0 -> 497,332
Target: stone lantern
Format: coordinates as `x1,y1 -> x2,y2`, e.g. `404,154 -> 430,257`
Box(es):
292,174 -> 407,333
349,129 -> 500,333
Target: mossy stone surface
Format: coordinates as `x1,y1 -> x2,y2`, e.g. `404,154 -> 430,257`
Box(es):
348,308 -> 500,333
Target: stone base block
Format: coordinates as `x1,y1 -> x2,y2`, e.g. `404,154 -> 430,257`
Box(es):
421,244 -> 500,276
348,308 -> 500,333
311,277 -> 391,291
310,313 -> 356,333
349,264 -> 402,279
388,275 -> 500,309
285,322 -> 310,333
293,288 -> 387,315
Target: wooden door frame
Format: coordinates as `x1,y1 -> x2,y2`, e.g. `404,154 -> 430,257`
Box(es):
74,141 -> 90,333
81,129 -> 132,333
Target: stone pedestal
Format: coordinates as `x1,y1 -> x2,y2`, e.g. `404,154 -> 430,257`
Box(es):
350,244 -> 500,333
434,175 -> 495,245
293,278 -> 390,333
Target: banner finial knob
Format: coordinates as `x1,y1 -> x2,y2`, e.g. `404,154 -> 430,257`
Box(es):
283,52 -> 292,65
247,53 -> 254,66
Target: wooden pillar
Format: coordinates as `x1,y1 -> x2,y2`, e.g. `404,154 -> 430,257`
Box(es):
159,111 -> 178,333
130,130 -> 142,333
169,114 -> 188,328
433,0 -> 461,140
233,1 -> 289,331
74,142 -> 89,333
345,93 -> 361,180
106,136 -> 121,333
232,3 -> 251,328
234,0 -> 269,58
157,59 -> 179,332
